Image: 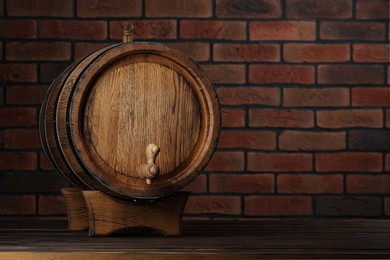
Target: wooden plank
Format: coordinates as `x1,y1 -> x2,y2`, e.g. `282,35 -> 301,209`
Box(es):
2,252 -> 390,259
0,220 -> 389,258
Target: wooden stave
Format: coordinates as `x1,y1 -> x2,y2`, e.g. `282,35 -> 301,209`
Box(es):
54,45 -> 122,197
68,42 -> 220,199
40,45 -> 120,191
39,61 -> 88,188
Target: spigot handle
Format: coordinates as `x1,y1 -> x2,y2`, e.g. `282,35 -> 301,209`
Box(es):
143,144 -> 160,185
122,23 -> 134,43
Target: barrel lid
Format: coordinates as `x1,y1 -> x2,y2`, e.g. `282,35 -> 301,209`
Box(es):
68,42 -> 220,198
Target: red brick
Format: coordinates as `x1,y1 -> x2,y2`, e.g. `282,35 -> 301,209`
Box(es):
182,216 -> 210,220
0,64 -> 37,83
349,130 -> 390,150
40,63 -> 69,83
284,44 -> 350,62
38,195 -> 67,215
279,131 -> 346,151
386,109 -> 390,128
110,20 -> 176,40
6,86 -> 47,105
0,195 -> 35,215
386,154 -> 390,172
249,109 -> 314,128
221,108 -> 245,127
347,175 -> 390,193
0,20 -> 36,38
216,0 -> 281,18
217,87 -> 280,106
245,196 -> 311,216
218,130 -> 276,150
77,0 -> 141,17
356,0 -> 389,19
0,87 -> 4,106
182,174 -> 207,193
7,0 -> 73,17
185,196 -> 241,215
74,43 -> 111,60
352,87 -> 390,106
248,153 -> 312,172
387,109 -> 390,128
0,107 -> 37,127
146,0 -> 211,17
41,20 -> 107,40
202,65 -> 245,84
278,174 -> 343,194
318,65 -> 384,85
286,0 -> 352,18
284,88 -> 349,107
0,131 -> 3,147
317,196 -> 381,216
40,151 -> 54,171
250,21 -> 316,41
385,198 -> 390,216
317,109 -> 383,129
181,21 -> 246,40
353,44 -> 389,62
0,152 -> 37,171
249,65 -> 314,84
6,42 -> 71,61
204,152 -> 244,172
210,174 -> 274,193
4,129 -> 40,149
214,43 -> 279,62
0,172 -> 71,193
320,22 -> 385,40
388,66 -> 390,85
167,42 -> 210,62
316,152 -> 382,172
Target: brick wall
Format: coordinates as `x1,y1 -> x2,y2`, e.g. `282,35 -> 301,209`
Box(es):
0,0 -> 389,219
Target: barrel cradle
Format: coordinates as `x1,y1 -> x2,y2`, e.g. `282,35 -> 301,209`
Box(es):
39,29 -> 220,201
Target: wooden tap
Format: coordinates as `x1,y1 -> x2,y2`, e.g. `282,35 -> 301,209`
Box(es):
142,144 -> 160,185
122,23 -> 134,43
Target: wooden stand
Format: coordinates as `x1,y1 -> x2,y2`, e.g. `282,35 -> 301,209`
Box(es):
61,188 -> 89,231
61,188 -> 190,237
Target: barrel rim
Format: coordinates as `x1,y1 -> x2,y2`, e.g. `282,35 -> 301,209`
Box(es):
68,42 -> 220,198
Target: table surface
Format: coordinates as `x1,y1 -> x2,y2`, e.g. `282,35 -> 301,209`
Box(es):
1,220 -> 390,259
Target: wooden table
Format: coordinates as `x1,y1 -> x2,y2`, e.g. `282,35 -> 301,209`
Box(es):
0,220 -> 390,259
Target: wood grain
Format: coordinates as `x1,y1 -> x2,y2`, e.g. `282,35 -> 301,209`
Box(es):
84,60 -> 200,179
1,220 -> 390,259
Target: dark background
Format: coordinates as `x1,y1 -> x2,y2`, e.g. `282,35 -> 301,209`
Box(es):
0,0 -> 389,219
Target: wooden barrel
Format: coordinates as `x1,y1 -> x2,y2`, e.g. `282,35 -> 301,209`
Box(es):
39,42 -> 220,199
